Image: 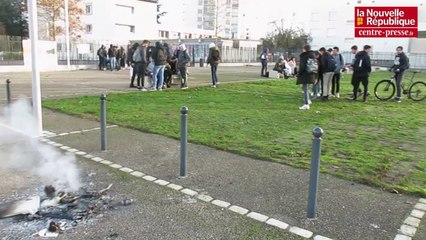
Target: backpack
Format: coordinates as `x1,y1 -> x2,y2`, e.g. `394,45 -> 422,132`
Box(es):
326,54 -> 337,72
306,58 -> 318,73
212,49 -> 220,62
157,48 -> 167,62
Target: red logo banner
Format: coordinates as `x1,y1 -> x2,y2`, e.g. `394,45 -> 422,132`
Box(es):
354,7 -> 418,38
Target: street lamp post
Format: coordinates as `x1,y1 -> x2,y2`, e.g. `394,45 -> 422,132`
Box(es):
27,0 -> 43,136
64,0 -> 71,70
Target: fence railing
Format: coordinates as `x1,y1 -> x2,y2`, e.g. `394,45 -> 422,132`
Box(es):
0,36 -> 24,65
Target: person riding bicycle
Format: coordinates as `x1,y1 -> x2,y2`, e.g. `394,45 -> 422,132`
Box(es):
390,46 -> 410,103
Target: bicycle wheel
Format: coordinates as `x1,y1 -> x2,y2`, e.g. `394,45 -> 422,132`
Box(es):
409,81 -> 426,101
374,79 -> 395,101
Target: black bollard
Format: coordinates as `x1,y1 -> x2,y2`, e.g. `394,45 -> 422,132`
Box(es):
307,127 -> 324,219
100,93 -> 107,151
180,106 -> 188,177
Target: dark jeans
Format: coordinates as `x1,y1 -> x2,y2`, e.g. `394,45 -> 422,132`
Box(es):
211,63 -> 218,85
130,62 -> 146,87
137,62 -> 147,87
261,60 -> 267,76
99,57 -> 106,70
352,76 -> 369,100
395,72 -> 404,98
179,66 -> 187,87
331,73 -> 341,95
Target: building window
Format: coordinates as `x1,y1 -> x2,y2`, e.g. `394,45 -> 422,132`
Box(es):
85,3 -> 92,15
310,28 -> 320,36
311,12 -> 320,22
329,11 -> 337,21
116,24 -> 135,33
198,17 -> 202,22
327,28 -> 337,37
198,9 -> 202,13
198,0 -> 202,5
85,24 -> 92,33
116,4 -> 134,15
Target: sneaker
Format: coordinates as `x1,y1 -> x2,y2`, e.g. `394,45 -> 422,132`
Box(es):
308,99 -> 312,105
211,85 -> 216,88
139,88 -> 147,92
330,94 -> 335,98
181,86 -> 188,89
348,96 -> 356,101
158,88 -> 162,91
336,93 -> 340,98
394,97 -> 401,103
310,92 -> 314,97
216,82 -> 220,85
149,88 -> 157,91
299,104 -> 310,110
316,93 -> 321,97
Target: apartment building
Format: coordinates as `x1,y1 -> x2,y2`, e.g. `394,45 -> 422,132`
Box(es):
158,0 -> 240,40
78,0 -> 158,44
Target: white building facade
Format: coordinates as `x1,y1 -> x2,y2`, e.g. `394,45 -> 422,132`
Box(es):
79,0 -> 158,44
158,0 -> 240,40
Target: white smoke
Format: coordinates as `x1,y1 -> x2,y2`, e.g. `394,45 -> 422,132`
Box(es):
0,99 -> 81,192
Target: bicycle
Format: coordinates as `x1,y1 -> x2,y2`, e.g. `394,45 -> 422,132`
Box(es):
374,71 -> 426,101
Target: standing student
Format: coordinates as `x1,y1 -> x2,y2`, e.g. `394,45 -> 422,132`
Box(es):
331,46 -> 344,98
350,45 -> 372,102
207,42 -> 221,88
320,47 -> 336,100
150,42 -> 167,91
391,46 -> 409,103
260,48 -> 269,77
297,45 -> 316,110
177,44 -> 191,89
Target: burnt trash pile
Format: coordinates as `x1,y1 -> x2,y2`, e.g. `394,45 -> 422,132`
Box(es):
0,183 -> 134,238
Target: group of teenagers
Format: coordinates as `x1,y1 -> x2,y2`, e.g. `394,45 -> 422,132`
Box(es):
295,44 -> 409,110
127,40 -> 222,91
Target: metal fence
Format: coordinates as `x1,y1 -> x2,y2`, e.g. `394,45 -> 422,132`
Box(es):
340,51 -> 426,69
55,40 -> 426,69
0,36 -> 24,65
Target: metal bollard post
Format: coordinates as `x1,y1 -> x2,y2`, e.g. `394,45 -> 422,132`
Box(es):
180,106 -> 188,177
307,127 -> 324,219
6,79 -> 11,104
100,93 -> 107,151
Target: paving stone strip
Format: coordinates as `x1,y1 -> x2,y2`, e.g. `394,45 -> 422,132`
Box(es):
394,198 -> 426,240
40,137 -> 424,240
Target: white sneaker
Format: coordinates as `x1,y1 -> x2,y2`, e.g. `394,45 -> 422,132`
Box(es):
181,86 -> 188,89
310,92 -> 314,97
336,93 -> 340,98
308,99 -> 312,105
316,93 -> 321,97
216,82 -> 220,85
140,88 -> 147,92
211,85 -> 216,88
299,104 -> 310,110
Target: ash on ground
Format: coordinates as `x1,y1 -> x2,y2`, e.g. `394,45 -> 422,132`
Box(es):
0,183 -> 134,239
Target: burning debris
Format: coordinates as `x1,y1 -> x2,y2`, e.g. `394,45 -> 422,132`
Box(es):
0,183 -> 134,238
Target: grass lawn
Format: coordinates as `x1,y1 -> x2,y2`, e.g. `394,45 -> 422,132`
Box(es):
43,71 -> 426,196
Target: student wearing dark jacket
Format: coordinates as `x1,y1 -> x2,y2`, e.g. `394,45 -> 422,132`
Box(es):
391,46 -> 409,102
320,47 -> 335,100
297,45 -> 315,110
350,45 -> 372,102
207,42 -> 221,87
128,42 -> 139,88
178,44 -> 191,89
150,42 -> 167,90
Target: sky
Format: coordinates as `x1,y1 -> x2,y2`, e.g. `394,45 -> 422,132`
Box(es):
239,0 -> 425,39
